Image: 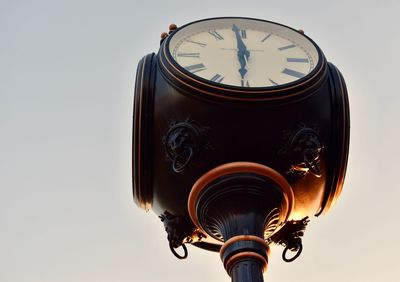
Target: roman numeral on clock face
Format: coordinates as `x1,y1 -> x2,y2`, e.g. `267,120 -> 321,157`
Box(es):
184,63 -> 206,73
261,33 -> 272,42
185,39 -> 207,47
177,52 -> 200,58
287,58 -> 309,63
268,78 -> 278,86
208,30 -> 224,40
282,68 -> 305,78
241,79 -> 250,87
278,44 -> 296,51
210,74 -> 224,83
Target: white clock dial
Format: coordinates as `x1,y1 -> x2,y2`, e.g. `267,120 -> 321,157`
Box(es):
168,18 -> 320,88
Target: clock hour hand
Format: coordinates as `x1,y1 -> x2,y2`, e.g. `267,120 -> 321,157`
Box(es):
232,24 -> 250,79
238,53 -> 247,78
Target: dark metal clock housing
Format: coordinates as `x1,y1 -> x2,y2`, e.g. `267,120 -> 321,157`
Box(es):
132,16 -> 350,280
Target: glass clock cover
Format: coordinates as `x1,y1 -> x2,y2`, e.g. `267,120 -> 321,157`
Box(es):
167,18 -> 320,88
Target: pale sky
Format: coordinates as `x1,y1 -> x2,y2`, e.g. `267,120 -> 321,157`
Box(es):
1,1 -> 400,281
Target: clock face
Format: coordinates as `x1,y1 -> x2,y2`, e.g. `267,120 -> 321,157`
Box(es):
168,18 -> 320,88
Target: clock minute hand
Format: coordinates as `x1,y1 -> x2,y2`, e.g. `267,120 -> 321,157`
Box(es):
232,24 -> 249,55
232,24 -> 250,79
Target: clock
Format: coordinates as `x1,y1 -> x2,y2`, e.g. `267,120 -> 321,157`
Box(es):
132,16 -> 350,272
159,17 -> 327,101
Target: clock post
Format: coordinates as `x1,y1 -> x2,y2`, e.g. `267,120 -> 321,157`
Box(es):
132,17 -> 350,282
188,163 -> 293,282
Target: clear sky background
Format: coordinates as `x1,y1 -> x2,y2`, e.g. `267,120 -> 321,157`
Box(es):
1,1 -> 399,281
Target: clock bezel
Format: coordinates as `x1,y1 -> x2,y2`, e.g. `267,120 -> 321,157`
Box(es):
159,17 -> 327,101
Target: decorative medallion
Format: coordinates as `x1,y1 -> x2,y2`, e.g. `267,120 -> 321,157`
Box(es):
281,124 -> 324,178
163,119 -> 209,173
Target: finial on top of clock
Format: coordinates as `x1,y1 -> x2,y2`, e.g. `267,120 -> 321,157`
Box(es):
160,32 -> 168,40
169,23 -> 178,32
